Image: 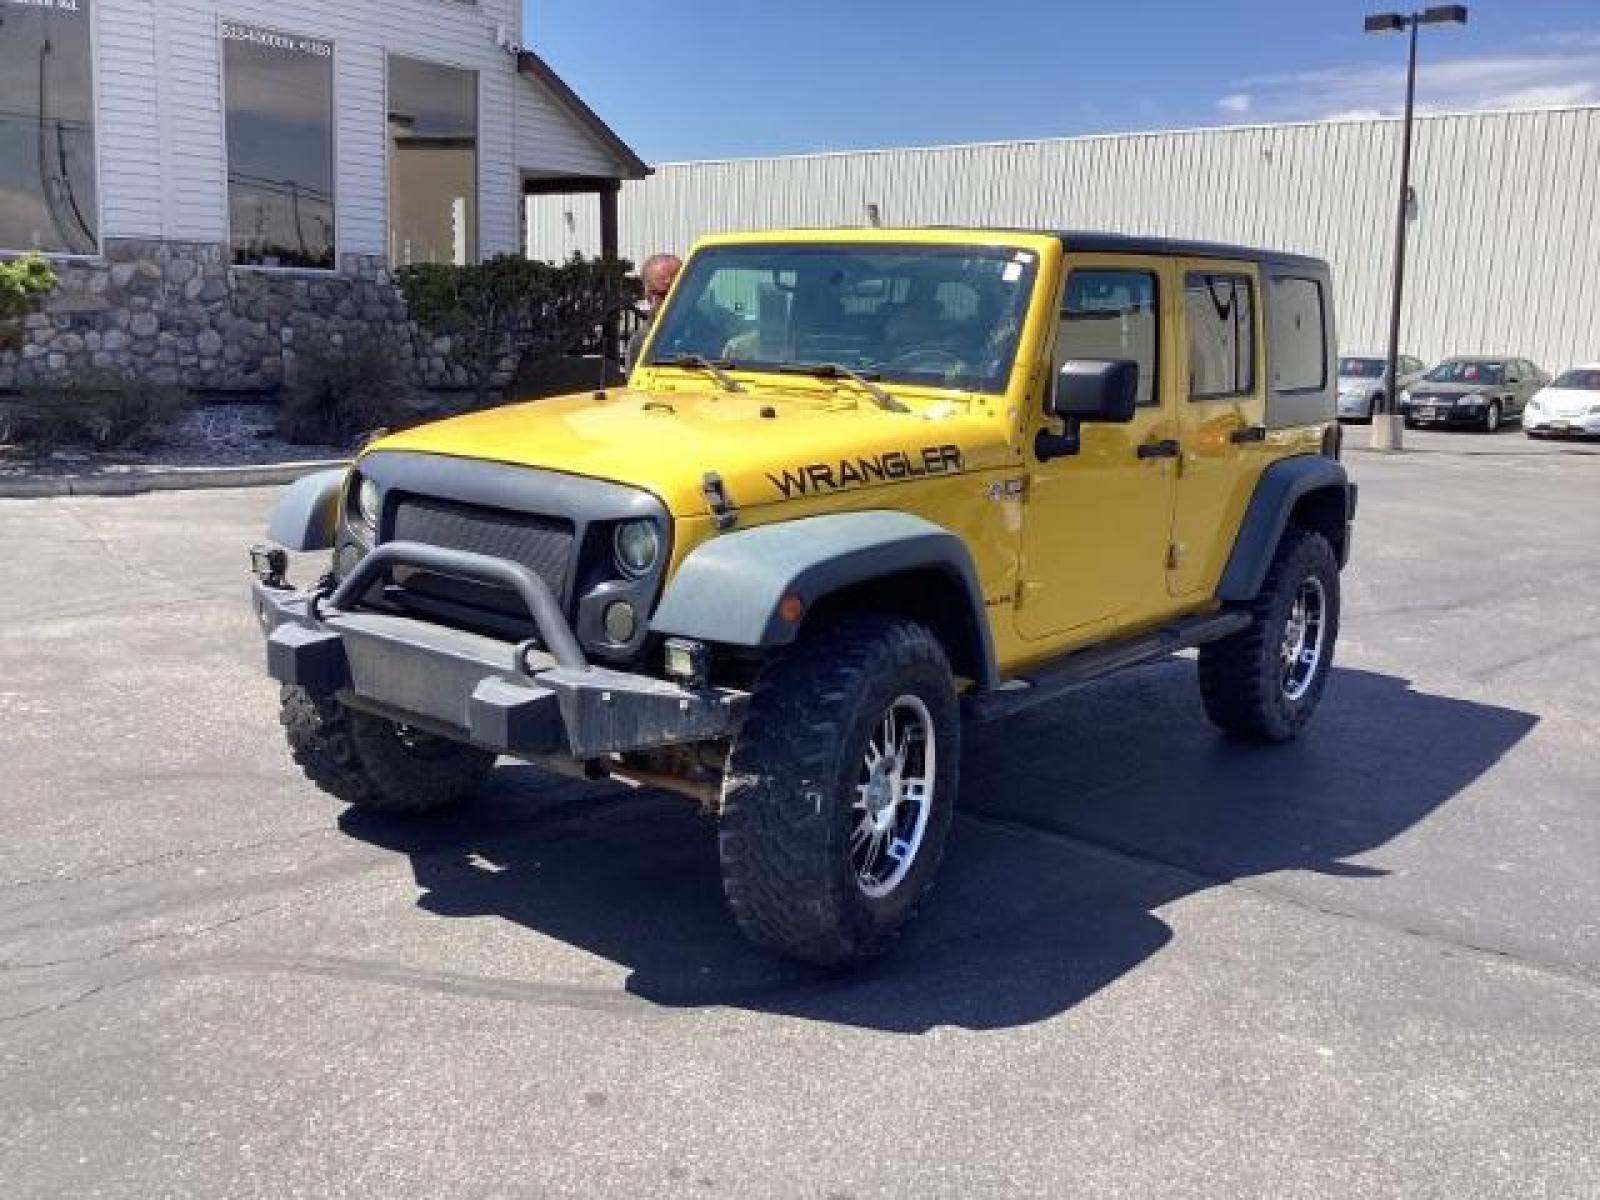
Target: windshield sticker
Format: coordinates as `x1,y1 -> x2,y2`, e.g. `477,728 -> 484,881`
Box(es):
766,445 -> 963,499
1002,262 -> 1024,283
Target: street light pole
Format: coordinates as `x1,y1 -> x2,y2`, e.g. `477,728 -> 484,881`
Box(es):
1365,5 -> 1467,453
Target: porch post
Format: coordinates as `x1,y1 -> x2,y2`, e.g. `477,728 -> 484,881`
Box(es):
599,181 -> 622,368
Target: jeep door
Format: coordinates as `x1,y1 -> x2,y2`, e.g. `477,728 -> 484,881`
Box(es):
1168,261 -> 1268,597
1015,256 -> 1180,642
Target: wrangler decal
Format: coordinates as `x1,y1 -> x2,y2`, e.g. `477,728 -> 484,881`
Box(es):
766,445 -> 963,499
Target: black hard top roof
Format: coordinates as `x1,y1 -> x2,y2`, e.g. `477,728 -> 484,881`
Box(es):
936,227 -> 1328,272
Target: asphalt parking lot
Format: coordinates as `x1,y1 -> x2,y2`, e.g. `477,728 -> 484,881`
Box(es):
2,427 -> 1597,1198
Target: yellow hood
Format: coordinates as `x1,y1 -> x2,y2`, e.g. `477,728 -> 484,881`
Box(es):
367,385 -> 1017,516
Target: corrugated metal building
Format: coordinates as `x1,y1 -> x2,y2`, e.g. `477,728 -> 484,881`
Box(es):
529,106 -> 1600,372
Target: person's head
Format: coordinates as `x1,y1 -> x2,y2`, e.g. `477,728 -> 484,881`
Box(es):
640,254 -> 683,311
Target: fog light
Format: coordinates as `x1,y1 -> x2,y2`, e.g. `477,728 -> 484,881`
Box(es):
663,637 -> 708,688
603,601 -> 638,644
250,543 -> 288,586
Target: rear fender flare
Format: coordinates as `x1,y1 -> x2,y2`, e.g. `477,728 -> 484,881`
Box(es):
1217,456 -> 1356,603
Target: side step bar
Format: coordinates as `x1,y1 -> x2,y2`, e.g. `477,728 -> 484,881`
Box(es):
963,610 -> 1252,723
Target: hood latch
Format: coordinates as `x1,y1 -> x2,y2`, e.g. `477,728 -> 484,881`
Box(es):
702,471 -> 737,531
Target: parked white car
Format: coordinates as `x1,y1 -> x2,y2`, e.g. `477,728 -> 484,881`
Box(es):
1524,364 -> 1600,439
1336,353 -> 1427,422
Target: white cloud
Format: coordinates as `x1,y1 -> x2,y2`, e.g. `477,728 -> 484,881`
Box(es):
1226,51 -> 1600,123
1529,31 -> 1600,49
1218,92 -> 1252,115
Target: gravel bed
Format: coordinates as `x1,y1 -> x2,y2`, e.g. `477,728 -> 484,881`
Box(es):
0,402 -> 347,478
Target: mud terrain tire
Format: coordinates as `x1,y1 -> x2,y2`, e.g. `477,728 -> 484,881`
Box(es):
719,615 -> 959,967
1198,529 -> 1340,742
280,685 -> 495,812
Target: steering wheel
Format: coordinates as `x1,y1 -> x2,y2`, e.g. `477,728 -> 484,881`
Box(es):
885,345 -> 969,374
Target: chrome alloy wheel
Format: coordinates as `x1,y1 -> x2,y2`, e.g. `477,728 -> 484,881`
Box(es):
1281,576 -> 1328,702
851,694 -> 936,899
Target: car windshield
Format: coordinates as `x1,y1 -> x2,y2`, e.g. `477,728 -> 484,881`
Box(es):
1552,368 -> 1600,391
1339,358 -> 1386,378
1425,360 -> 1504,385
644,243 -> 1039,395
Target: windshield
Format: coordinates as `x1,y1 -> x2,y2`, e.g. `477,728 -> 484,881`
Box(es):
1339,357 -> 1386,378
1553,368 -> 1600,391
1425,360 -> 1504,385
644,243 -> 1039,394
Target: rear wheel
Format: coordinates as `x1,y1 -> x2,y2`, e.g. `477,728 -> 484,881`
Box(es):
1198,529 -> 1340,742
1483,400 -> 1502,433
280,686 -> 494,812
718,615 -> 959,967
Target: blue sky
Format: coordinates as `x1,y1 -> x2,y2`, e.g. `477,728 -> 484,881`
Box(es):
532,0 -> 1600,162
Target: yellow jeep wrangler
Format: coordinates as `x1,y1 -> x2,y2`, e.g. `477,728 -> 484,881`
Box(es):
251,228 -> 1354,966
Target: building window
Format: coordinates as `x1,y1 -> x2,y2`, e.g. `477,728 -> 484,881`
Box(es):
0,0 -> 98,254
388,56 -> 477,266
1185,272 -> 1255,398
1058,269 -> 1160,407
222,22 -> 336,269
1266,275 -> 1327,392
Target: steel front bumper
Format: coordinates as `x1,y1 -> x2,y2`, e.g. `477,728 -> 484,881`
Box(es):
251,541 -> 746,761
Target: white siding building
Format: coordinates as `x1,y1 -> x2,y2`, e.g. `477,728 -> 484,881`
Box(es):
2,0 -> 646,390
530,107 -> 1600,372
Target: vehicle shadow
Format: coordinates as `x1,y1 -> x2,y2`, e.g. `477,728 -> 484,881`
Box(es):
338,662 -> 1536,1033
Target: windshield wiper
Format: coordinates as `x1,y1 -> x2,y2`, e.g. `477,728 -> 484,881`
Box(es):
775,362 -> 909,413
659,354 -> 743,393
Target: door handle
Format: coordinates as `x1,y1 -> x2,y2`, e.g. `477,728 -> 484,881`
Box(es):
1230,425 -> 1267,444
1137,438 -> 1180,460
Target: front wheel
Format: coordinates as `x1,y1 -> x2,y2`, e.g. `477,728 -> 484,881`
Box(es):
280,686 -> 495,812
718,615 -> 959,967
1198,530 -> 1340,742
1483,400 -> 1503,433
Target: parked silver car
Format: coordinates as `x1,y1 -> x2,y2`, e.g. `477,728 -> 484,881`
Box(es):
1337,353 -> 1427,422
1402,357 -> 1549,433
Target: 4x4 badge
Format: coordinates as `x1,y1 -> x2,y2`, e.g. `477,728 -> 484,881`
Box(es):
985,478 -> 1025,502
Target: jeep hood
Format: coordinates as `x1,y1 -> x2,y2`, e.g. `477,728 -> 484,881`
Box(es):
367,386 -> 1012,516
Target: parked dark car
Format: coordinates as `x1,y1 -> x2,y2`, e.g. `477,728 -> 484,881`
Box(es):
1402,357 -> 1549,432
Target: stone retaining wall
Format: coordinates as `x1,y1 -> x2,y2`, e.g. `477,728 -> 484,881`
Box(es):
0,239 -> 488,393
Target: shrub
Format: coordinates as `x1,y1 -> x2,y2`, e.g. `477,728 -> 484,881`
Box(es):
2,369 -> 194,452
278,333 -> 419,446
0,254 -> 57,352
0,254 -> 56,323
399,253 -> 637,403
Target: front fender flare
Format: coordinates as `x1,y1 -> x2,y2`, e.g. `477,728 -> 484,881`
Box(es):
650,510 -> 999,688
267,468 -> 345,551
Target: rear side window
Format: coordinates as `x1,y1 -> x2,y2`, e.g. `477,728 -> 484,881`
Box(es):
1267,276 -> 1327,392
1057,269 -> 1160,407
1185,273 -> 1254,398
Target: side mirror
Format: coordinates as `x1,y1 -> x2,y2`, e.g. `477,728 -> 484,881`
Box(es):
1037,358 -> 1139,460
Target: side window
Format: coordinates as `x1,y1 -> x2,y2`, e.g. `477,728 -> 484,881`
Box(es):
1057,269 -> 1159,407
1184,272 -> 1255,399
1266,276 -> 1326,392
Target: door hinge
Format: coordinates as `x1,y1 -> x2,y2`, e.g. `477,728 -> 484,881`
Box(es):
1166,543 -> 1186,570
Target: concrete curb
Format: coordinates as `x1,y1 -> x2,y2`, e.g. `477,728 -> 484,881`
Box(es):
0,459 -> 348,499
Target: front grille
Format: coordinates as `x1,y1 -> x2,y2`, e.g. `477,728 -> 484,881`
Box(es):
387,495 -> 575,625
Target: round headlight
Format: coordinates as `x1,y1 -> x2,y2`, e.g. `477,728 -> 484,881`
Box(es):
355,475 -> 380,529
613,520 -> 660,577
